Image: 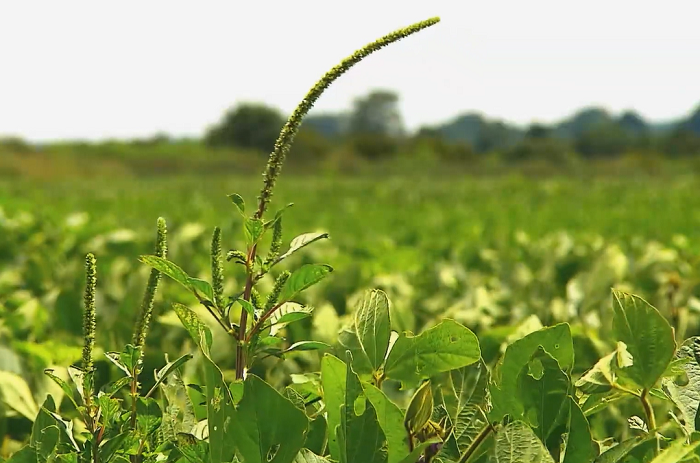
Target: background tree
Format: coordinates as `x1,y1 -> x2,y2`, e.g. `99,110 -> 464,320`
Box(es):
204,103 -> 284,152
348,90 -> 405,137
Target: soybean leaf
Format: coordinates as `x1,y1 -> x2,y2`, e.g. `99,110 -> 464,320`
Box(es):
494,421 -> 555,463
228,193 -> 245,215
384,320 -> 481,387
517,347 -> 570,445
562,398 -> 597,463
176,432 -> 210,463
648,437 -> 700,462
337,352 -> 388,463
5,446 -> 38,463
279,264 -> 333,303
293,449 -> 332,463
135,397 -> 162,437
404,380 -> 433,435
490,323 -> 573,423
338,328 -> 375,377
231,374 -> 308,463
362,382 -> 411,463
611,290 -> 676,390
35,425 -> 60,461
277,232 -> 330,263
434,360 -> 490,455
305,416 -> 328,456
665,337 -> 700,434
354,289 -> 392,372
31,395 -> 58,449
0,370 -> 39,420
321,354 -> 347,460
397,439 -> 442,463
595,434 -> 659,463
172,302 -> 237,463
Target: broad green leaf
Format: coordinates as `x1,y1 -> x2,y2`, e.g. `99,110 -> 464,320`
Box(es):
277,232 -> 330,263
434,359 -> 490,454
232,374 -> 308,463
279,264 -> 333,303
337,353 -> 388,463
562,398 -> 597,463
517,347 -> 570,444
172,302 -> 237,463
139,255 -> 191,289
663,337 -> 700,434
0,370 -> 39,420
397,439 -> 442,463
176,433 -> 211,463
595,434 -> 657,463
494,421 -> 555,463
35,425 -> 60,461
384,320 -> 481,387
338,328 -> 374,376
321,354 -> 347,460
490,323 -> 573,423
228,193 -> 245,214
269,302 -> 313,336
160,366 -> 197,441
649,437 -> 700,463
354,290 -> 392,372
104,344 -> 142,377
282,341 -> 331,354
244,218 -> 265,245
135,397 -> 163,437
293,449 -> 332,463
238,298 -> 256,319
305,416 -> 328,456
188,277 -> 216,304
404,380 -> 433,435
31,395 -> 58,448
145,353 -> 194,398
611,290 -> 676,390
5,446 -> 38,463
362,382 -> 411,463
43,369 -> 79,409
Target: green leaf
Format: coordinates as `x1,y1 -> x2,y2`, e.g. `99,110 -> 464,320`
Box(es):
5,446 -> 38,463
176,433 -> 210,463
611,290 -> 676,390
662,337 -> 700,434
354,289 -> 392,372
649,437 -> 700,463
276,232 -> 330,263
338,328 -> 375,377
31,395 -> 58,448
490,323 -> 573,423
145,353 -> 194,398
188,278 -> 216,304
238,298 -> 256,319
321,355 -> 347,460
135,397 -> 163,437
595,434 -> 657,463
434,360 -> 490,455
139,255 -> 191,289
35,425 -> 60,461
228,193 -> 245,215
397,439 -> 443,463
337,353 -> 388,463
104,344 -> 142,377
494,421 -> 555,463
282,341 -> 331,354
279,264 -> 333,303
384,320 -> 481,387
305,416 -> 327,455
293,449 -> 332,463
232,374 -> 308,463
517,347 -> 570,445
244,218 -> 265,245
404,380 -> 433,435
562,398 -> 597,463
172,302 -> 237,463
0,370 -> 39,420
361,383 -> 411,463
268,302 -> 313,336
43,369 -> 79,409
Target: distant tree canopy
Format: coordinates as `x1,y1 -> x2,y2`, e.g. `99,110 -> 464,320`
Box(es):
205,103 -> 284,152
348,90 -> 404,137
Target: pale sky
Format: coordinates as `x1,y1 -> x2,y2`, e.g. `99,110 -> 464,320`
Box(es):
1,0 -> 699,141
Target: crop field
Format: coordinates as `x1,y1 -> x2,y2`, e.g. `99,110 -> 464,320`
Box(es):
2,171 -> 700,461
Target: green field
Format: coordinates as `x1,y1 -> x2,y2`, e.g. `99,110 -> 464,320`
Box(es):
2,171 -> 700,459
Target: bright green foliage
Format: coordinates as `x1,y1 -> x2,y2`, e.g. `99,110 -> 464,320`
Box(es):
354,290 -> 392,372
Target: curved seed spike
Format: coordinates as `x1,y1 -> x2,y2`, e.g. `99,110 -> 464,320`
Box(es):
133,217 -> 168,350
211,227 -> 225,310
255,17 -> 440,218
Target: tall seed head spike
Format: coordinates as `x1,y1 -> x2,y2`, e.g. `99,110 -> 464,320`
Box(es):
211,226 -> 225,310
82,253 -> 98,375
132,217 -> 168,350
254,17 -> 440,218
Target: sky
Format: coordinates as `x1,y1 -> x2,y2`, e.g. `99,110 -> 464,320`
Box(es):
1,0 -> 699,142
